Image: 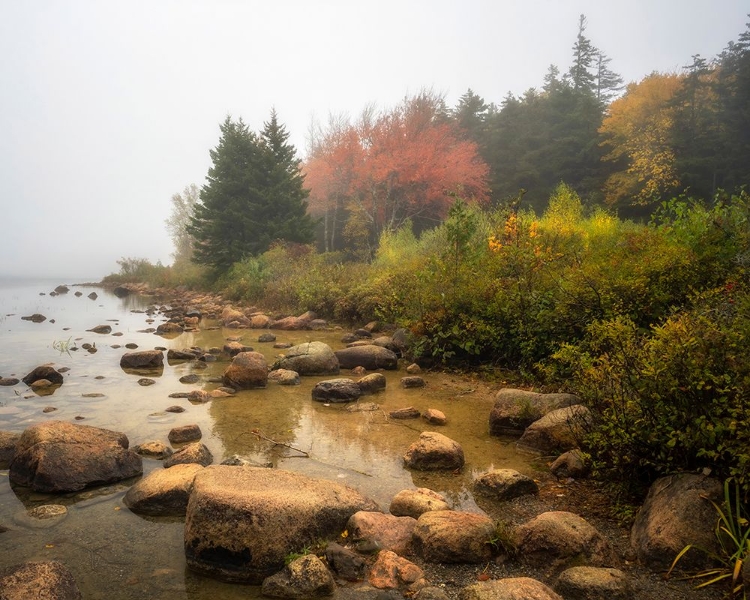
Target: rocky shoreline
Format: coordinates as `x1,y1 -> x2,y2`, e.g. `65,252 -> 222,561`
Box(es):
0,283 -> 726,599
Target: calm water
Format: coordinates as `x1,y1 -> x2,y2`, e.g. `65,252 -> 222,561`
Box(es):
0,277 -> 538,599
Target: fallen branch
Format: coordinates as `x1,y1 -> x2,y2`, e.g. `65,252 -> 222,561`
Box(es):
250,428 -> 309,457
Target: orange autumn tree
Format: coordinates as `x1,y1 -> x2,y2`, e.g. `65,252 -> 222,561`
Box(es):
599,73 -> 683,208
305,92 -> 490,253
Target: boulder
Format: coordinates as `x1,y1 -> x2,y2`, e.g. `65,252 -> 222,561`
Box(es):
404,432 -> 465,471
368,550 -> 426,592
423,409 -> 446,425
514,511 -> 616,570
630,473 -> 722,570
460,578 -> 562,600
550,449 -> 588,479
87,324 -> 112,334
516,405 -> 590,454
22,365 -> 64,386
134,440 -> 173,460
221,306 -> 250,327
156,322 -> 184,335
168,349 -> 198,361
0,561 -> 82,600
325,542 -> 367,581
0,377 -> 19,386
401,376 -> 426,388
311,378 -> 362,403
184,465 -> 379,583
389,488 -> 450,518
490,389 -> 579,435
9,421 -> 142,493
54,285 -> 69,294
223,351 -> 268,389
112,286 -> 130,297
554,566 -> 631,600
272,341 -> 340,376
168,424 -> 202,444
123,463 -> 204,516
164,442 -> 213,468
413,510 -> 495,564
261,554 -> 335,598
474,469 -> 539,501
223,341 -> 253,356
347,511 -> 417,556
258,332 -> 277,342
119,350 -> 164,370
268,369 -> 301,386
87,292 -> 97,300
270,315 -> 312,330
357,373 -> 387,394
334,346 -> 398,370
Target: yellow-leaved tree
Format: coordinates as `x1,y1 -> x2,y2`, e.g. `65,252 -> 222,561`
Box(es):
599,73 -> 683,207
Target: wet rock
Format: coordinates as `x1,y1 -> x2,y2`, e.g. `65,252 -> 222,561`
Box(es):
125,342 -> 138,349
0,431 -> 20,468
164,442 -> 213,467
630,473 -> 722,570
270,315 -> 312,330
413,510 -> 495,564
134,440 -> 173,459
325,541 -> 366,581
335,345 -> 398,370
261,554 -> 335,598
184,465 -> 378,583
54,285 -> 69,294
516,405 -> 590,455
9,421 -> 142,493
258,333 -> 276,343
0,377 -> 19,386
120,350 -> 164,370
112,286 -> 130,297
221,306 -> 251,328
223,341 -> 253,356
554,566 -> 631,600
21,313 -> 46,323
550,449 -> 588,479
123,463 -> 204,516
268,369 -> 301,386
223,351 -> 268,389
0,561 -> 83,600
43,406 -> 57,413
368,550 -> 426,592
187,390 -> 212,402
220,455 -> 273,468
156,322 -> 184,335
389,488 -> 450,518
404,432 -> 464,471
168,349 -> 197,361
357,373 -> 387,395
401,376 -> 426,388
250,314 -> 273,328
474,469 -> 539,500
389,407 -> 421,420
347,511 -> 417,556
312,378 -> 362,403
165,405 -> 186,413
490,389 -> 579,435
274,342 -> 292,349
22,365 -> 64,386
514,511 -> 616,571
460,578 -> 562,600
271,341 -> 339,376
423,409 -> 446,425
87,324 -> 111,334
30,379 -> 54,390
168,424 -> 202,444
138,378 -> 156,386
179,374 -> 200,384
88,292 -> 98,300
406,363 -> 421,374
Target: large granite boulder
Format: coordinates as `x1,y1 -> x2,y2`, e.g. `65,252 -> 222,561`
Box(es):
460,578 -> 562,600
335,345 -> 398,370
0,430 -> 20,469
516,405 -> 590,454
123,463 -> 204,516
9,421 -> 142,493
630,473 -> 722,570
489,389 -> 579,435
0,561 -> 82,600
514,511 -> 616,570
404,432 -> 465,471
271,342 -> 340,376
184,465 -> 379,583
413,510 -> 495,564
223,351 -> 268,389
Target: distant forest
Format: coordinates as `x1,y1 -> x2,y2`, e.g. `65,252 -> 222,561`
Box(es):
303,15 -> 750,252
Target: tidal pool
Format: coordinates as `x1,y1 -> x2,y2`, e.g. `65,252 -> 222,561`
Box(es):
0,278 -> 541,599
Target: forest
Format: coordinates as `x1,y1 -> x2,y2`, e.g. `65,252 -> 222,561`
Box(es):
108,17 -> 750,502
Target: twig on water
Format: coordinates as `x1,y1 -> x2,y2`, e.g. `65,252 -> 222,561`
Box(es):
250,428 -> 310,457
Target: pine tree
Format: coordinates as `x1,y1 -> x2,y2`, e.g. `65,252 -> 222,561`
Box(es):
568,14 -> 598,94
594,51 -> 624,103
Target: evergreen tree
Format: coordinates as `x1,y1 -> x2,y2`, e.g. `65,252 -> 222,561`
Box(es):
451,88 -> 489,144
567,14 -> 598,94
594,51 -> 624,103
188,112 -> 314,272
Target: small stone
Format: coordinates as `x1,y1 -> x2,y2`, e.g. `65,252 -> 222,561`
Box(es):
179,374 -> 200,384
389,407 -> 421,419
423,408 -> 446,425
406,363 -> 422,374
138,378 -> 156,387
401,376 -> 425,388
165,405 -> 186,413
42,407 -> 57,413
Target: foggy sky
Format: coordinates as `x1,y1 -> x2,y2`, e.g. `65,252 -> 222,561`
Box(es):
1,0 -> 747,280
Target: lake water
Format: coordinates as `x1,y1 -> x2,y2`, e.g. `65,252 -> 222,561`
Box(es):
0,277 -> 539,599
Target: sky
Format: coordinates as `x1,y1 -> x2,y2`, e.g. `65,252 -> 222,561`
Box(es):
1,0 -> 747,280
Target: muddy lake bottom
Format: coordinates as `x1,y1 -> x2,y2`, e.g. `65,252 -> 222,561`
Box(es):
0,279 -> 718,599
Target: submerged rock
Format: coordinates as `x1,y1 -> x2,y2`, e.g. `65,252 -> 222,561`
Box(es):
0,561 -> 83,600
404,432 -> 464,471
